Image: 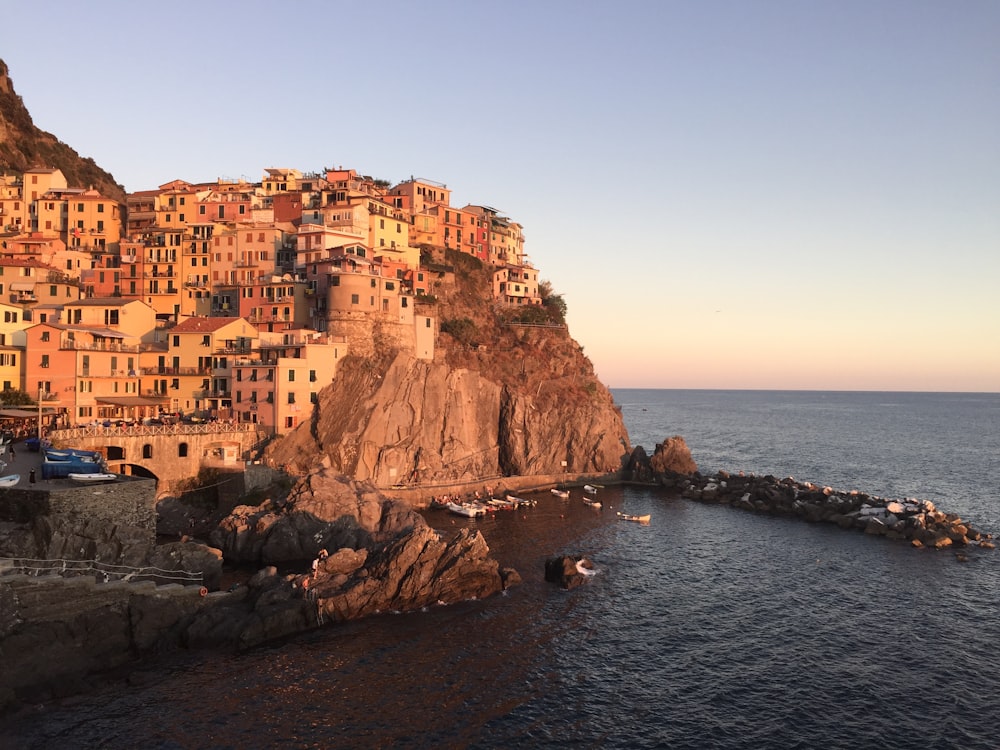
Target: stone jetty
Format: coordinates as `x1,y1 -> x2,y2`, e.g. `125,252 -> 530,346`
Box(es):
627,437 -> 994,551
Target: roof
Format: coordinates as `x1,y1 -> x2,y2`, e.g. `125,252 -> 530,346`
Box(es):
171,316 -> 245,333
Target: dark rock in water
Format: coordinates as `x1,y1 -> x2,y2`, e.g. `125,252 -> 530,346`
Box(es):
545,555 -> 594,590
650,436 -> 698,477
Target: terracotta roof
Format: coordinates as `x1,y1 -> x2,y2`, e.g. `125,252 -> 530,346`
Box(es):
171,316 -> 244,333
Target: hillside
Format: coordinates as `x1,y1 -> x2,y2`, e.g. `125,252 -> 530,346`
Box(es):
266,249 -> 631,485
0,59 -> 125,201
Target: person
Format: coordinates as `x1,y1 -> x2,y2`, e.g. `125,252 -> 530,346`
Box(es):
29,468 -> 35,484
8,445 -> 14,460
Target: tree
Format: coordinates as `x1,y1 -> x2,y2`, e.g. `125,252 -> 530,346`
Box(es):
0,388 -> 34,406
539,280 -> 567,324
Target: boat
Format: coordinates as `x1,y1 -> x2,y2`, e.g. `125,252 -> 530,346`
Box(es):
506,494 -> 536,507
445,501 -> 485,518
68,473 -> 119,483
487,497 -> 517,511
550,488 -> 570,499
0,474 -> 19,487
583,484 -> 599,494
583,497 -> 602,509
617,512 -> 651,524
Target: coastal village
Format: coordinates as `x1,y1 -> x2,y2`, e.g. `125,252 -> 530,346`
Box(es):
0,166 -> 544,436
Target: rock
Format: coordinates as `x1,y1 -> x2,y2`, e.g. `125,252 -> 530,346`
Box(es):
149,541 -> 224,591
267,346 -> 631,482
649,436 -> 698,477
544,555 -> 594,590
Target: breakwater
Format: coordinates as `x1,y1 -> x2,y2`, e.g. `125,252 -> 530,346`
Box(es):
663,470 -> 994,551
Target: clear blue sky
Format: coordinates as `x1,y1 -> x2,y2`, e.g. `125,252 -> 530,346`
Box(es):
4,0 -> 998,391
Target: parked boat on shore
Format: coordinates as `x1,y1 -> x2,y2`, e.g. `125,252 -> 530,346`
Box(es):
68,473 -> 119,483
0,474 -> 19,487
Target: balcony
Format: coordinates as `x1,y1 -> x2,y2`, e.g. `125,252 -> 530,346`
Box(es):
140,366 -> 209,376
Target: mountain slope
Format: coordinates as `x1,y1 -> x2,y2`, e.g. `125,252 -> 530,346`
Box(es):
0,59 -> 125,201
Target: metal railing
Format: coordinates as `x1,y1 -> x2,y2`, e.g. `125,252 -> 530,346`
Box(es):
1,556 -> 203,584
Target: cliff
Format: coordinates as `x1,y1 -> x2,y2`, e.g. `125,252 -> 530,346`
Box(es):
0,59 -> 125,201
266,250 -> 630,486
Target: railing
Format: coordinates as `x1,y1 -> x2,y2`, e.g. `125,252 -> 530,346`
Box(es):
140,366 -> 210,376
60,339 -> 156,353
1,556 -> 203,584
50,422 -> 260,439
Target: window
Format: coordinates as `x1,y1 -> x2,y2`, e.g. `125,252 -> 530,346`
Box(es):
105,310 -> 119,326
351,294 -> 359,305
202,335 -> 210,346
142,444 -> 153,459
288,370 -> 295,382
40,330 -> 49,342
309,370 -> 316,382
285,416 -> 295,429
287,392 -> 295,404
40,355 -> 49,368
178,443 -> 188,458
310,392 -> 318,404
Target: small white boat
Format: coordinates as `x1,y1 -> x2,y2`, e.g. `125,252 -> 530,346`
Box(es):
446,501 -> 484,518
583,484 -> 599,494
617,512 -> 651,524
0,474 -> 19,487
68,473 -> 118,483
550,488 -> 570,499
583,497 -> 602,509
506,494 -> 536,507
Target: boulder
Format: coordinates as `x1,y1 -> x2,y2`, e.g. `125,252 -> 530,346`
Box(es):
544,555 -> 595,590
649,436 -> 698,477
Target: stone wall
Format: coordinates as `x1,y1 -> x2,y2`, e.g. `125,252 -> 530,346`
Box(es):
0,478 -> 156,538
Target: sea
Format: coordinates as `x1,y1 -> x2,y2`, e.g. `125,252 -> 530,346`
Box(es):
2,389 -> 999,750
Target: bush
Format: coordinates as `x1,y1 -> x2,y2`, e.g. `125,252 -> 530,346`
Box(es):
440,317 -> 480,347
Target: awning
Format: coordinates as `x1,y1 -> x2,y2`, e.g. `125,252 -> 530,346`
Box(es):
95,395 -> 170,407
9,282 -> 35,291
0,408 -> 58,418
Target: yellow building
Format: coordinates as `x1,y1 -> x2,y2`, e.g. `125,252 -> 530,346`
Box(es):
0,301 -> 28,393
162,316 -> 258,416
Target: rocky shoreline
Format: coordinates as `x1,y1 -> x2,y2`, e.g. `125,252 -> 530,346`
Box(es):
626,437 -> 995,553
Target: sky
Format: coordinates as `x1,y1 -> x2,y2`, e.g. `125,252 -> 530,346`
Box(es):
2,0 -> 998,392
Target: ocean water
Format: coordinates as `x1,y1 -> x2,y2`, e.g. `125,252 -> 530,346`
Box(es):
2,389 -> 999,749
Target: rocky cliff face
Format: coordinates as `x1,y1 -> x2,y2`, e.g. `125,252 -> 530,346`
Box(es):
0,59 -> 124,201
268,252 -> 630,486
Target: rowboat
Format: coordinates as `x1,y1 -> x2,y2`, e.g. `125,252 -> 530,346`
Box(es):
583,484 -> 599,494
487,497 -> 517,511
506,494 -> 536,507
69,473 -> 118,483
0,474 -> 19,487
550,489 -> 570,499
583,497 -> 602,509
617,512 -> 651,524
446,501 -> 485,518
